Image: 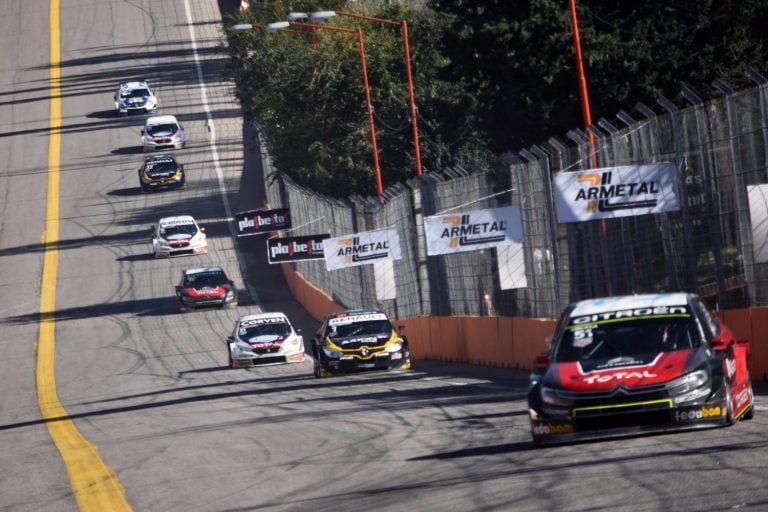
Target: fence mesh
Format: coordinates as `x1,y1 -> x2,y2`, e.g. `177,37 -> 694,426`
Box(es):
252,80 -> 768,318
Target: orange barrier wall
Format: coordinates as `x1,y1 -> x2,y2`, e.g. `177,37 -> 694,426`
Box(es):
282,264 -> 768,379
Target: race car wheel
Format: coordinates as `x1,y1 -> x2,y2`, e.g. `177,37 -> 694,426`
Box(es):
313,350 -> 330,378
724,381 -> 735,425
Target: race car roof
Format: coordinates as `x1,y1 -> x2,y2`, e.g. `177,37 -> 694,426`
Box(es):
239,313 -> 290,324
159,215 -> 196,227
145,115 -> 179,126
570,293 -> 691,317
185,266 -> 224,275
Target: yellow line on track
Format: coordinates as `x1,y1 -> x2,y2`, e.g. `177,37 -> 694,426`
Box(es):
37,0 -> 131,509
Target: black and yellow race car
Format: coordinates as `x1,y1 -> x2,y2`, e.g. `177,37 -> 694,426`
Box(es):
138,154 -> 185,191
311,309 -> 411,378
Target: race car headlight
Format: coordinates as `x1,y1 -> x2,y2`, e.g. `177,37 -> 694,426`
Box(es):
156,240 -> 171,249
541,386 -> 574,407
234,341 -> 252,355
225,289 -> 235,299
385,342 -> 403,353
666,369 -> 709,396
322,347 -> 342,359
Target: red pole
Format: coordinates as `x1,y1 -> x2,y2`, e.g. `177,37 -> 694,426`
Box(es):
568,0 -> 597,168
334,11 -> 423,177
355,27 -> 384,198
401,20 -> 422,176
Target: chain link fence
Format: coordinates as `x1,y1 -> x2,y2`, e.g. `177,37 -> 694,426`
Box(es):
254,79 -> 768,319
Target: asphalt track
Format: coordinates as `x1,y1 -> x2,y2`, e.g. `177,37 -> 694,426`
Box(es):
2,0 -> 768,511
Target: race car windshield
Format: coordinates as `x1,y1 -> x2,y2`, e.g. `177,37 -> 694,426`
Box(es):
122,89 -> 149,98
147,124 -> 178,135
240,323 -> 291,339
331,319 -> 392,338
184,271 -> 227,288
554,316 -> 702,363
147,160 -> 178,175
161,223 -> 196,237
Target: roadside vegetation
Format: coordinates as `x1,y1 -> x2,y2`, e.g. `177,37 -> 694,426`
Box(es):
227,0 -> 768,198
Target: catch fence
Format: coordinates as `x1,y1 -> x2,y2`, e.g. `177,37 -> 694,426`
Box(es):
255,77 -> 768,319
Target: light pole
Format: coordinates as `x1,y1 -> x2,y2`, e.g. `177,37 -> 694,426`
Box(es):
567,0 -> 598,168
301,10 -> 423,177
267,20 -> 384,199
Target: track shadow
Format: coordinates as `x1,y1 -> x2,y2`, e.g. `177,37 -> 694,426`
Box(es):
111,146 -> 146,155
87,110 -> 120,119
107,187 -> 146,197
116,253 -> 155,262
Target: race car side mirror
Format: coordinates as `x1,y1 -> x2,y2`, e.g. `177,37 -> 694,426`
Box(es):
534,352 -> 550,373
200,227 -> 205,232
150,225 -> 155,232
710,338 -> 729,351
397,325 -> 406,333
140,129 -> 145,135
229,280 -> 235,286
174,285 -> 181,292
227,336 -> 233,342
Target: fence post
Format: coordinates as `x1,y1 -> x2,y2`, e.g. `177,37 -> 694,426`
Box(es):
679,88 -> 727,305
712,79 -> 756,304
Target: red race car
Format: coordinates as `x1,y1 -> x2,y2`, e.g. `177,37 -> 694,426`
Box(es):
528,293 -> 754,445
175,266 -> 237,312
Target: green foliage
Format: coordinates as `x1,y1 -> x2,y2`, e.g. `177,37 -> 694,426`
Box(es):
226,0 -> 499,198
428,0 -> 768,152
226,0 -> 768,198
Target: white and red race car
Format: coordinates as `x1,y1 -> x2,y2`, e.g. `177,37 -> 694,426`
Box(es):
151,215 -> 207,258
227,312 -> 305,368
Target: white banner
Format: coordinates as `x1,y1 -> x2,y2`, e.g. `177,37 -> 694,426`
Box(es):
423,205 -> 523,256
553,163 -> 680,223
323,229 -> 402,271
497,242 -> 527,290
748,185 -> 768,263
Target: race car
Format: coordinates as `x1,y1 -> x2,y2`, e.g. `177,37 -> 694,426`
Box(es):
227,313 -> 305,368
138,155 -> 185,191
528,292 -> 754,446
141,115 -> 185,151
311,309 -> 411,378
151,216 -> 207,258
175,266 -> 237,312
114,80 -> 157,115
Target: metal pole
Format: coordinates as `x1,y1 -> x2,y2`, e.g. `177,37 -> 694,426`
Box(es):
355,27 -> 384,198
567,0 -> 597,168
401,20 -> 423,176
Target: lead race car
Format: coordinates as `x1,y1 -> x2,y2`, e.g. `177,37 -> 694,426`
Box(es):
227,313 -> 305,368
311,309 -> 411,378
528,293 -> 754,445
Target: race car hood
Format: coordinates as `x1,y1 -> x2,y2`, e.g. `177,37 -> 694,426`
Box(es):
147,167 -> 177,178
544,348 -> 705,393
163,233 -> 193,243
329,333 -> 392,348
240,334 -> 285,349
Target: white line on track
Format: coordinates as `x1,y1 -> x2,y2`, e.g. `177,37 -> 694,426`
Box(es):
181,0 -> 261,306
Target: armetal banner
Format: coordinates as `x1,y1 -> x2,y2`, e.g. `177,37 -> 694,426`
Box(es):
266,234 -> 330,264
423,205 -> 523,256
553,163 -> 680,223
235,208 -> 291,237
323,229 -> 402,271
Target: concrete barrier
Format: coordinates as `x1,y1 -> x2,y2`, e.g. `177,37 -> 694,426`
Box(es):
281,263 -> 768,379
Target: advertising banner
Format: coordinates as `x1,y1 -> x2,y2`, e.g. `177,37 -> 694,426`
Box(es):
423,205 -> 523,256
266,234 -> 330,264
235,208 -> 291,236
323,229 -> 402,271
553,163 -> 680,223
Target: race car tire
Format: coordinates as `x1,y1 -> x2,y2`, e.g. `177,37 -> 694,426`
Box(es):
724,380 -> 735,425
743,380 -> 755,420
313,350 -> 330,378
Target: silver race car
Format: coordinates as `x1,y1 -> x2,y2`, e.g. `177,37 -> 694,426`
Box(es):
151,216 -> 207,258
114,80 -> 157,115
228,313 -> 306,368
